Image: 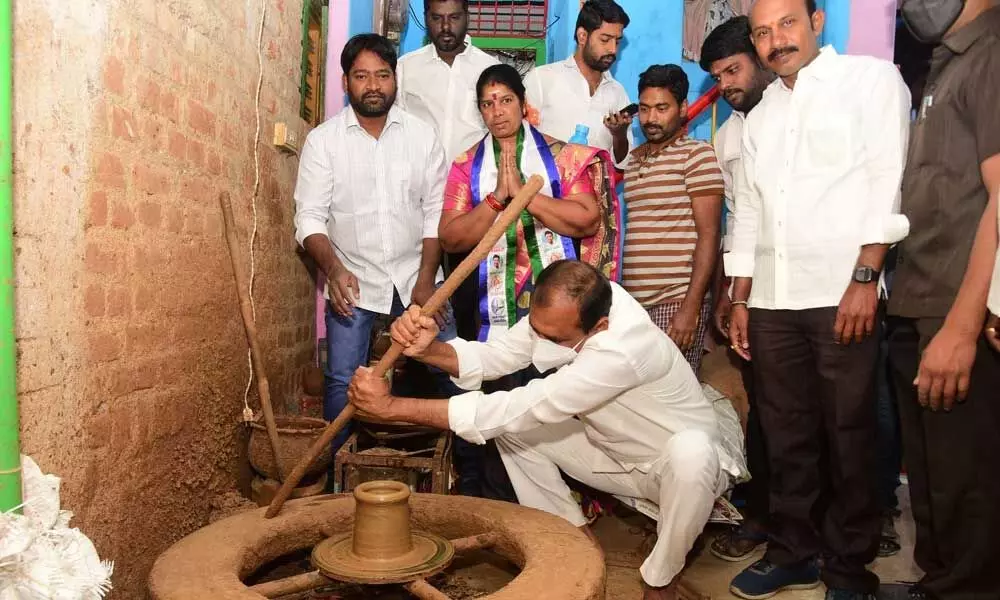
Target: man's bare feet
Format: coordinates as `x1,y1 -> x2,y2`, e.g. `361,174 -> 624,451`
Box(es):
642,580 -> 678,600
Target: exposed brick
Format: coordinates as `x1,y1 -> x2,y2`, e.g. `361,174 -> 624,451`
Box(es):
160,90 -> 179,123
167,130 -> 187,160
84,242 -> 121,275
83,284 -> 105,318
110,202 -> 134,229
187,99 -> 216,136
107,286 -> 130,317
88,331 -> 123,363
110,362 -> 156,397
137,76 -> 160,113
142,118 -> 164,152
206,150 -> 222,176
111,105 -> 136,140
137,201 -> 162,228
87,190 -> 108,228
183,213 -> 204,236
96,153 -> 125,188
164,206 -> 184,233
103,55 -> 125,95
132,163 -> 170,196
126,322 -> 170,355
186,139 -> 204,167
133,285 -> 156,313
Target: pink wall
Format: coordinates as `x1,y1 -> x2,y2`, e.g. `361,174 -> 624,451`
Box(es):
847,0 -> 897,60
317,2 -> 351,347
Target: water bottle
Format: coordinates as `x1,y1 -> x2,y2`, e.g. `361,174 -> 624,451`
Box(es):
568,124 -> 590,145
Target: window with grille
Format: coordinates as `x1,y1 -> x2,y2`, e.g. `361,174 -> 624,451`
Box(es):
468,0 -> 549,38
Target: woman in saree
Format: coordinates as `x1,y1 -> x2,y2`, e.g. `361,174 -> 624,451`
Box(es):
439,63 -> 623,342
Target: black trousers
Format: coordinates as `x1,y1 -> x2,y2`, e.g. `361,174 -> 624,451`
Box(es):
731,355 -> 771,522
887,317 -> 1000,600
749,307 -> 880,593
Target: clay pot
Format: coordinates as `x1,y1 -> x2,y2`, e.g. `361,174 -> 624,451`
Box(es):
248,415 -> 331,481
351,481 -> 413,561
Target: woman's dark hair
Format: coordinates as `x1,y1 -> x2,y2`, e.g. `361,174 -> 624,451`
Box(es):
638,64 -> 689,106
340,33 -> 397,75
534,261 -> 613,333
576,0 -> 630,35
476,64 -> 526,104
699,16 -> 756,72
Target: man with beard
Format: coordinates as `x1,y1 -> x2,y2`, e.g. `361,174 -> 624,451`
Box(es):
293,33 -> 448,455
397,0 -> 499,164
724,0 -> 910,598
697,15 -> 775,564
621,65 -> 723,375
524,0 -> 634,167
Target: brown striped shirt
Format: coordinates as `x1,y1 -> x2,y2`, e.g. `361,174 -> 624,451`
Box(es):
622,136 -> 724,307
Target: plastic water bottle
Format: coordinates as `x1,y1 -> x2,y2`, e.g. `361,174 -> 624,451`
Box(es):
568,124 -> 590,145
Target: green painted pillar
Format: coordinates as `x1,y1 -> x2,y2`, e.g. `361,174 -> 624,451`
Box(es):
0,0 -> 21,512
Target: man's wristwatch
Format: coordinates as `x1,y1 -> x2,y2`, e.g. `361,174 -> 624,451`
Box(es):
852,266 -> 880,284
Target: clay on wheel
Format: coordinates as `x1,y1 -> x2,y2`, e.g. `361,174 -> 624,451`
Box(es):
148,493 -> 605,600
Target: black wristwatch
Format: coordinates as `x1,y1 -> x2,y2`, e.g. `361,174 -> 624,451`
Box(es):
852,266 -> 880,284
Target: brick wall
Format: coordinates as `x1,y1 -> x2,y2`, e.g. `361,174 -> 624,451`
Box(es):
14,1 -> 316,596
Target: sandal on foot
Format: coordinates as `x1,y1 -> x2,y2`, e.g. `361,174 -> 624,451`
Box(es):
711,526 -> 767,562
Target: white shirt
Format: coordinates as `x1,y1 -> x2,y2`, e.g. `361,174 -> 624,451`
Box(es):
713,111 -> 744,253
397,38 -> 499,163
446,282 -> 740,477
293,105 -> 446,314
524,56 -> 635,168
724,47 -> 911,310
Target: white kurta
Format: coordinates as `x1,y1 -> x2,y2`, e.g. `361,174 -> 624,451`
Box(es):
445,283 -> 738,586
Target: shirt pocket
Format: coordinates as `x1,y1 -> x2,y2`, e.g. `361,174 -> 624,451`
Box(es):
801,117 -> 852,173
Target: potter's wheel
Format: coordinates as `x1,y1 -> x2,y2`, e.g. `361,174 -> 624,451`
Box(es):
311,481 -> 455,584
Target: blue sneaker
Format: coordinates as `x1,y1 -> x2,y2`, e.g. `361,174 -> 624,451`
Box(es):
730,559 -> 821,600
825,589 -> 876,600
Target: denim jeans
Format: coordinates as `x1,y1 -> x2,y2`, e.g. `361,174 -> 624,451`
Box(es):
324,289 -> 458,455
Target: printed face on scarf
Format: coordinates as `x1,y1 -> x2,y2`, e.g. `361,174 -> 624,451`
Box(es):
478,82 -> 525,140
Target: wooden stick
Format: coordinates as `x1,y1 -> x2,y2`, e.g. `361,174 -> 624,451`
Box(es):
404,578 -> 454,600
265,175 -> 545,518
248,570 -> 330,597
220,192 -> 286,481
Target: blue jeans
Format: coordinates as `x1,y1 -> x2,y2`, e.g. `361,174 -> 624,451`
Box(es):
324,290 -> 458,455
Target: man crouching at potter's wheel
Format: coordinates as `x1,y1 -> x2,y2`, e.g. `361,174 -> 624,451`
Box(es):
348,260 -> 741,600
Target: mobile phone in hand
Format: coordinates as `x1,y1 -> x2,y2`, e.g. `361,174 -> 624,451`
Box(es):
621,103 -> 639,117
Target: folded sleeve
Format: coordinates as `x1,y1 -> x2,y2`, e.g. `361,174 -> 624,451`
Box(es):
293,129 -> 334,247
447,345 -> 641,445
858,60 -> 912,245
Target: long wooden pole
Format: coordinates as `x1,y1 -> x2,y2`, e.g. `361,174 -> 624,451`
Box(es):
265,175 -> 545,518
220,192 -> 286,481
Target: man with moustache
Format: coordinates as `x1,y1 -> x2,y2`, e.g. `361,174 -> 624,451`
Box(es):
397,0 -> 499,164
524,0 -> 634,166
293,33 -> 448,455
698,15 -> 775,563
621,65 -> 724,375
724,0 -> 910,598
887,1 -> 1000,598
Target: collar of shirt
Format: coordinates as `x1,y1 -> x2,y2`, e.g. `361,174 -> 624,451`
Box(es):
416,35 -> 479,65
344,103 -> 403,132
769,45 -> 839,95
561,54 -> 614,89
944,5 -> 1000,55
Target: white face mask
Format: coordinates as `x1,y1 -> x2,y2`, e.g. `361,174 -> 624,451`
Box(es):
531,336 -> 586,373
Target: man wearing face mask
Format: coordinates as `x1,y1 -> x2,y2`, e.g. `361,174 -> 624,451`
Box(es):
888,1 -> 1000,599
349,260 -> 741,600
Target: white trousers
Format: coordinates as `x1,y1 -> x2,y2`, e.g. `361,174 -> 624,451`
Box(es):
495,419 -> 729,587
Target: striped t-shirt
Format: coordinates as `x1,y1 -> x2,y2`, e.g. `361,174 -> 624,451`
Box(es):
622,136 -> 724,307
